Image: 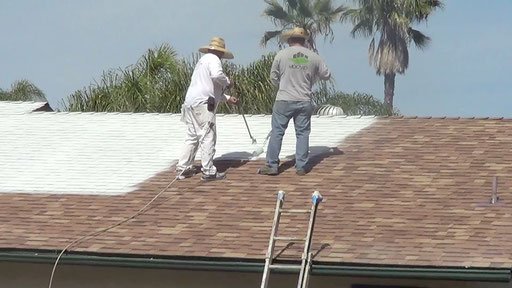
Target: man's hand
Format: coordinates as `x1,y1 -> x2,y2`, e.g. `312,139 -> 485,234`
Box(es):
227,96 -> 239,105
227,79 -> 235,89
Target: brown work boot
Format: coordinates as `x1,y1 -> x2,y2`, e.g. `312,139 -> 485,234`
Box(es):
296,168 -> 308,176
257,165 -> 278,176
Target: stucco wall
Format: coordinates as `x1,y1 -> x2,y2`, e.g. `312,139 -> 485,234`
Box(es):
0,262 -> 510,288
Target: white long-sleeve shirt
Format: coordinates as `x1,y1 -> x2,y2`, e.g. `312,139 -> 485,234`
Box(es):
184,53 -> 231,107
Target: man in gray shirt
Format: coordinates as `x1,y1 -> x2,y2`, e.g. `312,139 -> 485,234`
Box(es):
258,27 -> 331,176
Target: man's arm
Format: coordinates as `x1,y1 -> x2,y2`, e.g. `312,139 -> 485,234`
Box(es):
207,56 -> 238,104
317,60 -> 331,81
209,56 -> 231,88
270,56 -> 280,87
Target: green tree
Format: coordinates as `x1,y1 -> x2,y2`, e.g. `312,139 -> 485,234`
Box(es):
0,80 -> 46,101
261,0 -> 346,51
64,44 -> 193,112
314,83 -> 399,115
64,44 -> 392,116
341,0 -> 443,110
220,53 -> 276,114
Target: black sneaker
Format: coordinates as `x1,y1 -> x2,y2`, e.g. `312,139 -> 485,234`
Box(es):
201,172 -> 226,181
176,168 -> 195,180
257,165 -> 278,176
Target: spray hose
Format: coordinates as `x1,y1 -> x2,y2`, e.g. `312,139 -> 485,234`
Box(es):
48,100 -> 222,288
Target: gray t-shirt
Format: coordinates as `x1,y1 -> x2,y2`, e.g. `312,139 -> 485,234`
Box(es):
270,46 -> 331,101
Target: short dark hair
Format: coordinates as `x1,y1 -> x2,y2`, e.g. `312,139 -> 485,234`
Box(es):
288,37 -> 306,45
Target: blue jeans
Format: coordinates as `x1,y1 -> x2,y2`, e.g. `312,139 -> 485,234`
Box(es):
266,100 -> 314,171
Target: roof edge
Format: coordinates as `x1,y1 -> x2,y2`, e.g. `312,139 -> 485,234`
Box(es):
0,250 -> 510,282
14,111 -> 512,120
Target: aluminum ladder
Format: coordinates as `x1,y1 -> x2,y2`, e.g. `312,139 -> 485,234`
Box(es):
260,190 -> 323,288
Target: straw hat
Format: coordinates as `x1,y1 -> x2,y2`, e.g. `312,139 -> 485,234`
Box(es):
281,27 -> 310,42
198,37 -> 234,59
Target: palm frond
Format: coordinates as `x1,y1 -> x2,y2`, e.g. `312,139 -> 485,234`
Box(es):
408,27 -> 431,49
368,37 -> 375,65
410,0 -> 444,22
342,7 -> 375,37
314,0 -> 332,15
260,30 -> 283,47
350,18 -> 374,37
297,0 -> 313,18
373,29 -> 409,75
286,0 -> 298,10
313,0 -> 346,38
262,0 -> 346,49
263,0 -> 290,24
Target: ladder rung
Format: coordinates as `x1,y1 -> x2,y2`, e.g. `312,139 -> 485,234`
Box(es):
274,236 -> 305,242
280,209 -> 310,214
269,264 -> 301,271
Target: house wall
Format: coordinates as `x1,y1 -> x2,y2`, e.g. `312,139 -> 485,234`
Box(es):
0,262 -> 510,288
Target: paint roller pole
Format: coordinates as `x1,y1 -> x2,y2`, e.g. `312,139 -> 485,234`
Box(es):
225,77 -> 257,145
239,104 -> 257,144
235,90 -> 257,144
252,130 -> 272,157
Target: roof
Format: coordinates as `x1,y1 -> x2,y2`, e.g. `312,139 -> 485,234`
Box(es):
0,101 -> 51,114
1,112 -> 512,269
0,112 -> 373,195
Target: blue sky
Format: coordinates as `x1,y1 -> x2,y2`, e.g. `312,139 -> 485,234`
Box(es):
1,0 -> 511,116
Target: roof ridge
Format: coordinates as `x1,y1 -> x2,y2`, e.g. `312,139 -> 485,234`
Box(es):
29,111 -> 182,116
217,114 -> 377,119
377,116 -> 512,120
26,112 -> 377,119
25,112 -> 512,121
0,100 -> 48,104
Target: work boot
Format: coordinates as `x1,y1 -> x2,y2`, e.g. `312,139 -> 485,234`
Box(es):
201,171 -> 226,182
296,168 -> 308,176
257,165 -> 278,176
176,168 -> 195,180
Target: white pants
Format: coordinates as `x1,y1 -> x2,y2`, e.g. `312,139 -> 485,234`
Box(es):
177,104 -> 217,176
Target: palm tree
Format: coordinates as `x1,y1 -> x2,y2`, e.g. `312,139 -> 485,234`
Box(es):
64,44 -> 393,116
64,44 -> 193,112
0,80 -> 46,101
262,0 -> 346,51
341,0 -> 443,110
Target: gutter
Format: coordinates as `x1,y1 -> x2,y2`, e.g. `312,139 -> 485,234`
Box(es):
0,250 -> 510,283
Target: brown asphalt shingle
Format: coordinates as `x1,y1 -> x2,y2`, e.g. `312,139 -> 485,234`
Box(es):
1,117 -> 512,268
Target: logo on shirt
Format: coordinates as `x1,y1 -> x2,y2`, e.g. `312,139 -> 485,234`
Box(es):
291,52 -> 309,65
289,52 -> 309,70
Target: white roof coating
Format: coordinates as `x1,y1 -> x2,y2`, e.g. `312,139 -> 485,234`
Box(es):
0,112 -> 375,195
0,101 -> 48,114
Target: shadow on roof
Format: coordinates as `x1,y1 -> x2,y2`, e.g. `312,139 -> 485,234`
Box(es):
213,159 -> 250,173
279,146 -> 345,173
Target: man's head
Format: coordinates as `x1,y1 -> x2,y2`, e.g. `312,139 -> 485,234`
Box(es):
198,37 -> 234,59
288,37 -> 306,46
281,27 -> 310,47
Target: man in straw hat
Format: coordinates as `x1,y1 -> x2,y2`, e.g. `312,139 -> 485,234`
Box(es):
176,37 -> 238,181
258,27 -> 331,176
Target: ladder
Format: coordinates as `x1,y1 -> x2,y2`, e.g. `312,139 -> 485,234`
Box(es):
260,190 -> 323,288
